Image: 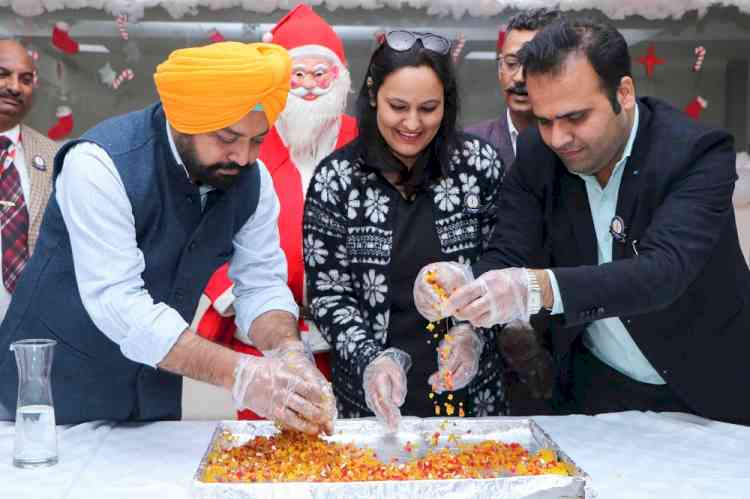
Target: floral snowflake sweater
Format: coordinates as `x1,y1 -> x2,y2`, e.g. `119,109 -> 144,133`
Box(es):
303,134 -> 508,416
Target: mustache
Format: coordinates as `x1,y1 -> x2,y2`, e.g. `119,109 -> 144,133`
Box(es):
506,83 -> 527,96
289,85 -> 333,98
205,162 -> 244,173
0,89 -> 22,104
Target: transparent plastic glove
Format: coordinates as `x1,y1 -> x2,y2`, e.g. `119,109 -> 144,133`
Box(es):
498,322 -> 554,400
272,341 -> 337,434
446,268 -> 529,328
363,348 -> 412,432
429,322 -> 483,394
232,354 -> 330,435
413,262 -> 474,321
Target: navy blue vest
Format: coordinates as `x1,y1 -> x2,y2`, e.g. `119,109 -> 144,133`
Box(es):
0,103 -> 260,424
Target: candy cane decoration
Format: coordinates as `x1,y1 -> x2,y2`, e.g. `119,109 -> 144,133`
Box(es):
451,33 -> 466,65
116,14 -> 129,41
111,68 -> 134,90
692,46 -> 706,72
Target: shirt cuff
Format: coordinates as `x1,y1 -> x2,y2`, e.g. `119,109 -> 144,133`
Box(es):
234,293 -> 299,345
546,269 -> 565,315
119,306 -> 188,368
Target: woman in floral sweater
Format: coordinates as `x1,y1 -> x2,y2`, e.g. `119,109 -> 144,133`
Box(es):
303,31 -> 507,428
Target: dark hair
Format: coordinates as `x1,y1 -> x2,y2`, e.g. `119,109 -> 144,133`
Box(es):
518,17 -> 631,114
355,36 -> 459,193
506,8 -> 564,35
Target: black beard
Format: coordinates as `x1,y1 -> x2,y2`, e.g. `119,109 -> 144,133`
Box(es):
175,135 -> 246,191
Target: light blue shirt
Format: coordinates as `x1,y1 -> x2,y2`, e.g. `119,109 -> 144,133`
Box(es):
547,107 -> 665,384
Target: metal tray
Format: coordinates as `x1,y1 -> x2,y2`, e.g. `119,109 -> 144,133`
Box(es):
191,417 -> 594,499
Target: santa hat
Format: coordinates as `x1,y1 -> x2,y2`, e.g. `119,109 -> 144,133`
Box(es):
262,4 -> 346,67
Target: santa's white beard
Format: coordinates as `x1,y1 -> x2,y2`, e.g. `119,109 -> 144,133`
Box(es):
276,68 -> 351,193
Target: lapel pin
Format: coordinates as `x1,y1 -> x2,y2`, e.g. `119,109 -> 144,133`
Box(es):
609,215 -> 627,243
32,155 -> 47,171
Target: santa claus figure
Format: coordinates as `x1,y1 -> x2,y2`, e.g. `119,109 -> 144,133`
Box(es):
192,4 -> 357,419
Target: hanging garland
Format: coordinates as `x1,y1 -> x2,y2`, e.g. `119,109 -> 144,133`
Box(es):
1,0 -> 747,21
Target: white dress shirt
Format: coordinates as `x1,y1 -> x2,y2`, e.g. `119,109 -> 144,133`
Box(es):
55,125 -> 297,368
0,125 -> 31,322
506,108 -> 520,156
547,107 -> 665,384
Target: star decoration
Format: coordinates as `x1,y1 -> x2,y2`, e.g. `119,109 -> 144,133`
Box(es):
98,62 -> 117,86
638,44 -> 664,79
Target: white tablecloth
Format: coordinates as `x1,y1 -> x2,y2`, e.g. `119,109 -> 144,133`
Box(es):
3,411 -> 749,499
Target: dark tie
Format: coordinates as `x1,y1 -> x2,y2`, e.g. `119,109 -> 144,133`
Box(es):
0,136 -> 29,293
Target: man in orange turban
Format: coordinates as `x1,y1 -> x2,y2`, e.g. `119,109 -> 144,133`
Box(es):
0,42 -> 336,435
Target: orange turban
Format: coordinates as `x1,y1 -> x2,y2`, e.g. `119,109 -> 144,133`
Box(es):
154,42 -> 291,134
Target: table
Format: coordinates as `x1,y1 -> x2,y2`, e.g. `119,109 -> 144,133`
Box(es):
2,411 -> 749,499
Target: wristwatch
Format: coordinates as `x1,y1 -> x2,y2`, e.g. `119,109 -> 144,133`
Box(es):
525,269 -> 542,317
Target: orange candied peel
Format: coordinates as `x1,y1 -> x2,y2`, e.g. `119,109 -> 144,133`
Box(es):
202,429 -> 575,483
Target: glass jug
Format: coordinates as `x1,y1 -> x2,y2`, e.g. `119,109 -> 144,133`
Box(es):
10,339 -> 58,468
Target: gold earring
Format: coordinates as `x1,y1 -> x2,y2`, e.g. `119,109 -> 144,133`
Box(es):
366,76 -> 374,88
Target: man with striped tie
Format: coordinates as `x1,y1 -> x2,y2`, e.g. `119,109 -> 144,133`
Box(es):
0,38 -> 57,323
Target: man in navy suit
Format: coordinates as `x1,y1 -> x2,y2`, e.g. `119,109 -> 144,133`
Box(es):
415,17 -> 750,424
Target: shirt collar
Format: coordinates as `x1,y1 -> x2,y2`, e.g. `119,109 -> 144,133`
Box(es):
165,122 -> 190,180
0,125 -> 21,148
506,108 -> 519,151
620,104 -> 639,165
574,104 -> 640,187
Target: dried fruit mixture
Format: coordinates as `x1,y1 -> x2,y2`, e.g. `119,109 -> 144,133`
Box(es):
203,429 -> 574,483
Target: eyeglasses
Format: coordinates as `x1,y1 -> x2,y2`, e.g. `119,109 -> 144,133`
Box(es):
497,55 -> 522,76
383,30 -> 451,55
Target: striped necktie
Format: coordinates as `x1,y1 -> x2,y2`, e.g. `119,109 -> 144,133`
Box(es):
0,136 -> 29,293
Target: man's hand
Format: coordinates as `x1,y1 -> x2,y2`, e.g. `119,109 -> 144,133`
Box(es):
446,268 -> 530,328
232,353 -> 333,435
428,323 -> 483,393
413,262 -> 474,321
272,341 -> 336,434
363,348 -> 411,432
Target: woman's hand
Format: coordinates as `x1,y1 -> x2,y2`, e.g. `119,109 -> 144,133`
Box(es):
363,348 -> 412,432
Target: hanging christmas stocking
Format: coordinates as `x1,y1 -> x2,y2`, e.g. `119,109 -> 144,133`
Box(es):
52,22 -> 79,55
208,29 -> 225,43
684,96 -> 708,120
47,106 -> 74,141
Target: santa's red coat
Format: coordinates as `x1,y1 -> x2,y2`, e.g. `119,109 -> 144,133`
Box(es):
193,115 -> 358,419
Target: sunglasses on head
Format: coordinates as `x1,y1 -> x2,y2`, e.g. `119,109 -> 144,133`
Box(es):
383,30 -> 452,55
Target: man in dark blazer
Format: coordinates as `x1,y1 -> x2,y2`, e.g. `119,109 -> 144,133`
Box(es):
415,18 -> 750,425
465,8 -> 562,171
